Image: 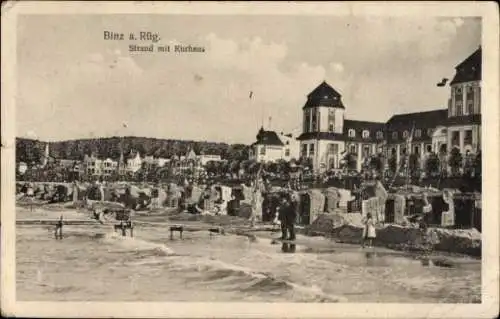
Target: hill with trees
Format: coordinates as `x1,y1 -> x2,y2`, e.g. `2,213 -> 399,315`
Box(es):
15,136 -> 250,164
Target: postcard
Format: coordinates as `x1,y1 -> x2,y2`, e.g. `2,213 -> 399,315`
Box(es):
1,1 -> 499,318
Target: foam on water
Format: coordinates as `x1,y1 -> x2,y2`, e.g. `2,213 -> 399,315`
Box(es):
102,231 -> 176,257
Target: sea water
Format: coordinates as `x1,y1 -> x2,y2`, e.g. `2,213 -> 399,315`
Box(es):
16,209 -> 481,303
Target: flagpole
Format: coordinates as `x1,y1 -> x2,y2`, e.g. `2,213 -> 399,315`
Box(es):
405,121 -> 415,190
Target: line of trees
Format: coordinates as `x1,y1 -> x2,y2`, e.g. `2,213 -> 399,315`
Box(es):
382,149 -> 481,179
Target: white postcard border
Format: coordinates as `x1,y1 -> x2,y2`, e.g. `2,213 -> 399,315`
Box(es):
1,2 -> 499,318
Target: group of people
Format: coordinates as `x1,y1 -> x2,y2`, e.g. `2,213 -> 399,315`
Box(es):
273,190 -> 377,246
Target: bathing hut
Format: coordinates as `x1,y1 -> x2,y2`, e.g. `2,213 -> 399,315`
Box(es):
324,187 -> 341,214
297,189 -> 326,225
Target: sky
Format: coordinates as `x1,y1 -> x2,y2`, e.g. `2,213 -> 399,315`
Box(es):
16,15 -> 481,144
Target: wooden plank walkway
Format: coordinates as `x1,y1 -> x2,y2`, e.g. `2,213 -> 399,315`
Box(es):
17,219 -> 102,226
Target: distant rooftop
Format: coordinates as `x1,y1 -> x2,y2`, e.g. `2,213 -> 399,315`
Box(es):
252,127 -> 284,146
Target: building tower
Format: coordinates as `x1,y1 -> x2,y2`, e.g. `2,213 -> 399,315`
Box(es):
447,46 -> 481,155
297,81 -> 346,172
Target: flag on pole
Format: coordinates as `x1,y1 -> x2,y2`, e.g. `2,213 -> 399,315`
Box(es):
249,91 -> 253,99
407,122 -> 415,150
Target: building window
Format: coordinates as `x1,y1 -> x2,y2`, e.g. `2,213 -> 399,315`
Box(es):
454,86 -> 463,117
304,111 -> 310,133
456,101 -> 463,116
363,145 -> 370,157
403,130 -> 409,139
349,144 -> 357,154
376,131 -> 383,139
348,129 -> 356,138
285,149 -> 290,156
362,130 -> 370,139
415,129 -> 422,137
401,147 -> 407,155
311,110 -> 318,132
392,132 -> 398,140
427,128 -> 433,136
426,144 -> 432,153
328,110 -> 335,132
328,143 -> 338,154
478,87 -> 481,114
301,144 -> 308,157
260,146 -> 266,155
452,131 -> 459,147
413,145 -> 420,155
467,101 -> 474,115
466,86 -> 474,113
309,144 -> 315,156
464,130 -> 473,145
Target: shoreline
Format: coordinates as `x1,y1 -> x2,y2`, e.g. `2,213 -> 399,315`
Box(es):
15,202 -> 481,260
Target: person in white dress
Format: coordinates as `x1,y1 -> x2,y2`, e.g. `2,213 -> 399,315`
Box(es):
362,212 -> 376,248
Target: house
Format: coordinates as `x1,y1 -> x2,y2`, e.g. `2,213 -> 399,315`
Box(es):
81,153 -> 103,176
174,147 -> 205,176
248,127 -> 286,163
18,162 -> 28,175
198,154 -> 223,166
156,157 -> 170,167
126,150 -> 143,173
101,158 -> 118,176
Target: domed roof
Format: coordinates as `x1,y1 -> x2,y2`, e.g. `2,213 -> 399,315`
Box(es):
303,81 -> 345,109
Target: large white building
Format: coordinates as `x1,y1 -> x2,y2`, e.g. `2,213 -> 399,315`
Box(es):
296,46 -> 481,173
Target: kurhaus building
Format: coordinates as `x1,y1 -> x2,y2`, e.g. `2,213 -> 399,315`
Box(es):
297,46 -> 482,173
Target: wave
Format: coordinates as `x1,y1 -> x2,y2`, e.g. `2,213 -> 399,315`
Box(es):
166,257 -> 347,303
87,232 -> 346,302
102,232 -> 176,257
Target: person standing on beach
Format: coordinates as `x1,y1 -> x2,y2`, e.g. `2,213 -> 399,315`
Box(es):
278,194 -> 296,241
362,212 -> 376,248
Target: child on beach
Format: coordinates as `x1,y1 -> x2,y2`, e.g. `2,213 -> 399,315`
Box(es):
362,212 -> 376,248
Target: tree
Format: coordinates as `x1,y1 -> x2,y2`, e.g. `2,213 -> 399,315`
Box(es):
229,160 -> 240,178
388,156 -> 397,175
204,160 -> 218,176
462,151 -> 476,177
425,153 -> 440,177
275,159 -> 290,176
408,153 -> 420,178
473,151 -> 482,177
448,147 -> 463,176
369,154 -> 384,172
